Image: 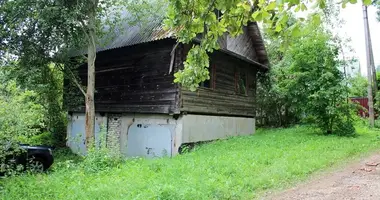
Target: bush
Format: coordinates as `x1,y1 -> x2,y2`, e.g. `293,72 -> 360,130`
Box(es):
375,91 -> 380,114
0,81 -> 49,175
333,118 -> 356,136
28,132 -> 55,146
375,120 -> 380,129
259,29 -> 357,135
287,32 -> 356,136
80,145 -> 123,173
79,126 -> 124,173
0,81 -> 46,142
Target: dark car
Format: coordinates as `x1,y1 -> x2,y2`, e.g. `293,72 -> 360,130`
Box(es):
1,144 -> 54,175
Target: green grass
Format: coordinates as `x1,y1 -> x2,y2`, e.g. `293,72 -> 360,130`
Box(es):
1,125 -> 380,200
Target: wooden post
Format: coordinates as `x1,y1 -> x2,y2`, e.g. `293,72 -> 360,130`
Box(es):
369,33 -> 377,95
362,5 -> 375,127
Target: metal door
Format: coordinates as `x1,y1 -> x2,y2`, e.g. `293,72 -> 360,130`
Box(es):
126,123 -> 173,158
68,114 -> 103,155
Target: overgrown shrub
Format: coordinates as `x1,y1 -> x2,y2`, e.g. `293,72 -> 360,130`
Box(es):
375,119 -> 380,129
2,62 -> 67,147
28,132 -> 56,146
0,81 -> 50,175
375,91 -> 380,114
0,81 -> 46,142
256,39 -> 301,127
258,30 -> 356,136
289,34 -> 355,136
80,126 -> 123,173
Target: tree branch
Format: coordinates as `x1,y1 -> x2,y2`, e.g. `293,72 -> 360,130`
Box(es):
79,19 -> 90,41
57,63 -> 86,96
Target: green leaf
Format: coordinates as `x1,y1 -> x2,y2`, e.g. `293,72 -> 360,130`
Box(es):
252,11 -> 260,20
267,1 -> 277,10
275,24 -> 282,32
295,5 -> 300,12
278,13 -> 289,25
301,3 -> 307,11
312,14 -> 321,25
262,11 -> 271,19
253,11 -> 263,21
291,0 -> 301,4
318,0 -> 326,9
363,0 -> 371,5
242,2 -> 251,11
291,25 -> 301,37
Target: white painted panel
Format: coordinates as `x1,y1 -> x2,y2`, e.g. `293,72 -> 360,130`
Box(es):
126,123 -> 173,158
66,113 -> 107,155
119,114 -> 180,157
182,115 -> 255,143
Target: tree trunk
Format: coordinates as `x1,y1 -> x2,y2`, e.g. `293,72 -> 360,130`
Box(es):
85,0 -> 97,146
363,5 -> 375,127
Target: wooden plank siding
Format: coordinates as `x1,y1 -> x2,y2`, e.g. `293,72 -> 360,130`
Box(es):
64,35 -> 260,117
180,46 -> 257,118
64,39 -> 180,114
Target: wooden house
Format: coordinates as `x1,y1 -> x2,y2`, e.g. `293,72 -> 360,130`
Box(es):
64,13 -> 269,157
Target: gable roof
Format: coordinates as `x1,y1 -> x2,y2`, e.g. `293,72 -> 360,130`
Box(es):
75,8 -> 269,69
95,12 -> 175,53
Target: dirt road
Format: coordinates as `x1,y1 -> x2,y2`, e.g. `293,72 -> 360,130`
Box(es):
263,153 -> 380,200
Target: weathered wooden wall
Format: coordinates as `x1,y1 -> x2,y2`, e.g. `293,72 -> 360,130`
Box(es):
65,36 -> 260,117
180,46 -> 257,117
64,39 -> 180,114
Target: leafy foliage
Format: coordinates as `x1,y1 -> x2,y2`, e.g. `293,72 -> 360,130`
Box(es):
257,27 -> 355,135
348,73 -> 368,97
374,0 -> 380,21
0,0 -> 168,144
80,126 -> 124,173
256,60 -> 301,127
1,61 -> 66,146
375,91 -> 380,112
289,33 -> 355,135
164,0 -> 374,90
0,81 -> 46,143
0,80 -> 48,175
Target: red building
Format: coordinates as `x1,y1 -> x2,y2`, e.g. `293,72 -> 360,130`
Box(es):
350,97 -> 369,117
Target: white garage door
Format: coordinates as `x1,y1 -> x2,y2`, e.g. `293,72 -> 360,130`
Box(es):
126,123 -> 173,158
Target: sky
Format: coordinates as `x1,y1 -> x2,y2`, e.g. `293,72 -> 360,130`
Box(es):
338,4 -> 380,76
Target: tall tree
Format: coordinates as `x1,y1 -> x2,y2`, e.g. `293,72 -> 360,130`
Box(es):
84,0 -> 98,147
0,0 -> 164,146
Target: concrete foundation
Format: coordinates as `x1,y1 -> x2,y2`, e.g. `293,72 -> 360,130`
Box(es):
67,113 -> 255,157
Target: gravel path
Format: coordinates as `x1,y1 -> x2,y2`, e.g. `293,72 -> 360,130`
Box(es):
263,152 -> 380,200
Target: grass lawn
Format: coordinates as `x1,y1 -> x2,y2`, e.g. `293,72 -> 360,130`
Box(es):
1,125 -> 380,200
